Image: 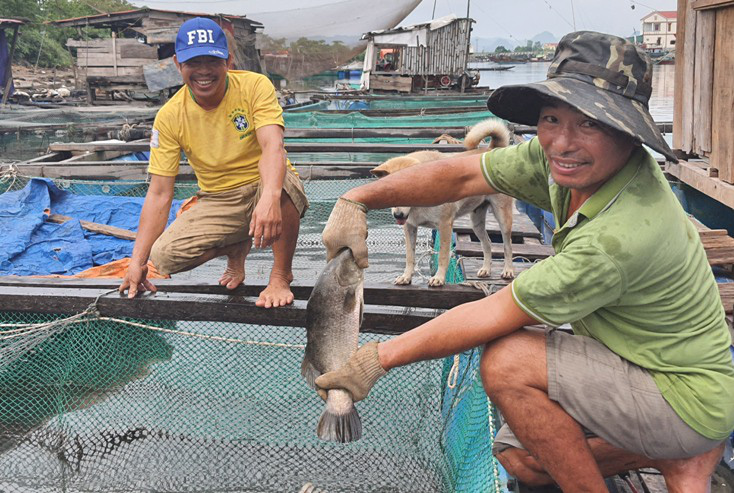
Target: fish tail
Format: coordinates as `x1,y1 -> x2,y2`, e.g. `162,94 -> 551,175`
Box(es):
317,391 -> 362,443
300,355 -> 321,389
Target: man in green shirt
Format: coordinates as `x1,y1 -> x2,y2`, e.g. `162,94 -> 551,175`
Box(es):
317,31 -> 734,492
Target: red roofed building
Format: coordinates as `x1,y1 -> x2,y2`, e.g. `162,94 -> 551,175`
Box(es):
641,10 -> 677,51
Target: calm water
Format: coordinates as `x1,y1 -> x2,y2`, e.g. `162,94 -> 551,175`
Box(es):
470,61 -> 675,122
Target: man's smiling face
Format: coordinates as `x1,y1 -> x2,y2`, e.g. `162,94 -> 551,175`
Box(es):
175,55 -> 231,109
537,101 -> 636,199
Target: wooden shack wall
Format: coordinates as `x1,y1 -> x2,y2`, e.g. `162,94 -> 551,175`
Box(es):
386,19 -> 472,76
66,37 -> 156,79
674,0 -> 734,183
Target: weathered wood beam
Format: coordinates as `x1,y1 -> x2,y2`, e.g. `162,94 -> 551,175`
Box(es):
47,214 -> 137,241
455,234 -> 554,260
0,285 -> 441,335
11,163 -> 378,181
48,142 -> 472,153
0,277 -> 487,310
666,160 -> 734,210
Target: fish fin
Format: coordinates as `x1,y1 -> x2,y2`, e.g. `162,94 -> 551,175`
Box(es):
301,356 -> 321,389
317,404 -> 362,443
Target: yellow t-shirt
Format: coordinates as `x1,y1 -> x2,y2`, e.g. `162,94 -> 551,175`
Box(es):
148,70 -> 294,192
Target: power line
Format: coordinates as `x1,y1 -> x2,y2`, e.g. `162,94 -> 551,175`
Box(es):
541,0 -> 575,29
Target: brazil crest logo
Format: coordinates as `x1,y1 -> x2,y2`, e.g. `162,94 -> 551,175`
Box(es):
231,113 -> 249,132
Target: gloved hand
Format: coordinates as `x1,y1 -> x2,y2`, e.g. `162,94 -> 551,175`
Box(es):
322,197 -> 369,269
314,341 -> 387,402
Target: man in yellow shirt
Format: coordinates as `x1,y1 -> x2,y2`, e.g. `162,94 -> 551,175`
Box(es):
119,17 -> 308,308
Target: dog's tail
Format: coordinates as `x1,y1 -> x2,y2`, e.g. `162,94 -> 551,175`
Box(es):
463,119 -> 511,150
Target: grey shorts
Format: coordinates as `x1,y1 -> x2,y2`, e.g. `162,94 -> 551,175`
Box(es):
492,329 -> 722,459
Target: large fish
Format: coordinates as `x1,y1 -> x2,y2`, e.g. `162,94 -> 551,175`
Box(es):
302,248 -> 364,443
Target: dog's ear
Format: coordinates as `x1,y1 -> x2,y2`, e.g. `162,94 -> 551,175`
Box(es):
370,168 -> 389,178
370,161 -> 392,178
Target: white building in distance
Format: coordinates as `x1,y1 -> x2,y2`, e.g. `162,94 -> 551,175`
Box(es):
641,10 -> 677,51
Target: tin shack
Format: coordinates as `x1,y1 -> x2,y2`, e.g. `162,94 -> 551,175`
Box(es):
666,0 -> 734,211
360,15 -> 476,93
52,8 -> 263,102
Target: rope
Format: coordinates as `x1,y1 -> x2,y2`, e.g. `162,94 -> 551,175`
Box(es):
0,163 -> 20,192
446,354 -> 460,389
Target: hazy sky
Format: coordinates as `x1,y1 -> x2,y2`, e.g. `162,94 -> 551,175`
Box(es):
403,0 -> 678,40
130,0 -> 678,41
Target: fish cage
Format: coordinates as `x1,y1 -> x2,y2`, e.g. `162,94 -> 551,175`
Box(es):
0,143 -> 515,491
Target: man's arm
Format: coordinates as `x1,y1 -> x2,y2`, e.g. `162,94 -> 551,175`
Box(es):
344,152 -> 498,208
315,284 -> 538,400
119,174 -> 175,298
250,124 -> 287,249
323,152 -> 498,266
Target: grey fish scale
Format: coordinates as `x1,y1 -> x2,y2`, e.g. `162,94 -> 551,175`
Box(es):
302,249 -> 364,442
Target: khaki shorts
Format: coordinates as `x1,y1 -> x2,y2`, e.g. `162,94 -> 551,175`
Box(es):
150,169 -> 308,275
492,329 -> 722,460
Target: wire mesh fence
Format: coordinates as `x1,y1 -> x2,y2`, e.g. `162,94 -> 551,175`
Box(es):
0,172 -> 506,492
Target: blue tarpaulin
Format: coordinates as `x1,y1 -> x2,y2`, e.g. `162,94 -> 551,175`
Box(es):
0,178 -> 183,276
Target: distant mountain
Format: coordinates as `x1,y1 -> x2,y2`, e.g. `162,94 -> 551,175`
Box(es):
472,37 -> 518,52
531,31 -> 558,44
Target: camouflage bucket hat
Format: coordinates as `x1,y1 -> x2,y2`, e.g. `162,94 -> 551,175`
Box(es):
486,31 -> 677,163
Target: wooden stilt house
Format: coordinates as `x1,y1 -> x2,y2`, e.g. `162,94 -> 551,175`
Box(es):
667,0 -> 734,209
360,15 -> 476,93
52,8 -> 263,103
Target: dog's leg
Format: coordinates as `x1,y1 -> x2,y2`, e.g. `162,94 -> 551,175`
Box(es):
394,223 -> 418,285
429,209 -> 454,287
470,202 -> 493,279
490,195 -> 515,279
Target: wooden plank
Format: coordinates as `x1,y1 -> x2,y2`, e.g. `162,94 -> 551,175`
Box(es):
47,214 -> 137,241
665,160 -> 734,209
284,127 -> 470,139
693,10 -> 715,155
77,55 -> 160,67
118,42 -> 157,59
711,6 -> 734,183
692,0 -> 734,9
0,278 -> 487,310
288,106 -> 488,116
369,75 -> 413,93
0,286 -> 439,335
455,234 -> 554,260
701,234 -> 734,266
718,282 -> 734,313
84,66 -> 143,77
673,0 -> 697,153
14,164 -> 376,181
47,142 -> 475,153
460,258 -> 533,284
452,208 -> 542,240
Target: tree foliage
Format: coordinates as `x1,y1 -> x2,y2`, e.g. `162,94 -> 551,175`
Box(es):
0,0 -> 134,67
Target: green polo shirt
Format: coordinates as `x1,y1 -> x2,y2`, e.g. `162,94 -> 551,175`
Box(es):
481,137 -> 734,441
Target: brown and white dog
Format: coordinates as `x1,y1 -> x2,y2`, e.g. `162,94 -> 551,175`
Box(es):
371,119 -> 515,287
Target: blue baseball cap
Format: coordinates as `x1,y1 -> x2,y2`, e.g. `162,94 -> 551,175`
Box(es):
175,17 -> 229,63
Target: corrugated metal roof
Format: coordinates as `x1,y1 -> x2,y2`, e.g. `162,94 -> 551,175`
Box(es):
0,18 -> 27,26
51,8 -> 262,28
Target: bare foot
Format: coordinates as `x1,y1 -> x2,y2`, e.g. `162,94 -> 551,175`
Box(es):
256,272 -> 294,308
219,241 -> 250,290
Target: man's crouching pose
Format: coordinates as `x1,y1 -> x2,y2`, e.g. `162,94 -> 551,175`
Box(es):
120,17 -> 308,308
316,31 -> 734,492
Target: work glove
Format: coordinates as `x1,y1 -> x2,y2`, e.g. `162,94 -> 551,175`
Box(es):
314,342 -> 387,402
322,197 -> 369,269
